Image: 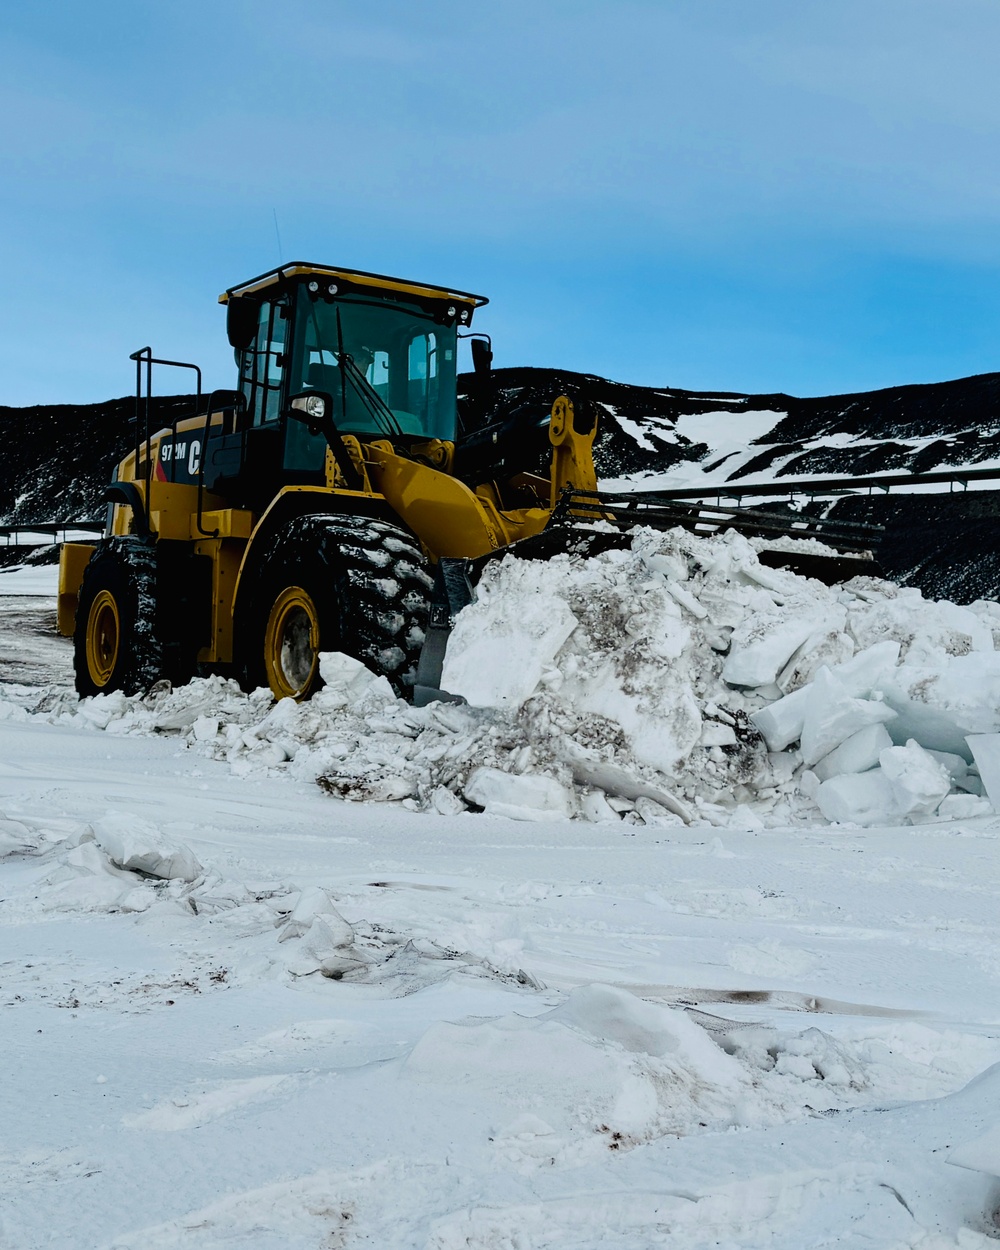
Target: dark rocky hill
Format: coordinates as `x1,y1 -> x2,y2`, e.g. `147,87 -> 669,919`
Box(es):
0,395 -> 196,527
460,366 -> 1000,482
3,368 -> 999,601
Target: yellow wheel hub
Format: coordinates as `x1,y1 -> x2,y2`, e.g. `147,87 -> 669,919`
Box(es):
86,589 -> 121,687
264,586 -> 321,700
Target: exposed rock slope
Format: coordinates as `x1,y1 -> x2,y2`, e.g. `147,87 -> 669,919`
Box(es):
3,368 -> 999,600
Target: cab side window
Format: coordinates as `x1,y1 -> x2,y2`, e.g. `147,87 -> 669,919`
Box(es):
407,332 -> 438,421
240,302 -> 286,426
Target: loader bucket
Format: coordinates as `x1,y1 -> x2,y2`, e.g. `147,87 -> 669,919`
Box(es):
479,487 -> 884,586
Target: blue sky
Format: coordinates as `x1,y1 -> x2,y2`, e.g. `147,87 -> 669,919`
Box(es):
3,0 -> 1000,405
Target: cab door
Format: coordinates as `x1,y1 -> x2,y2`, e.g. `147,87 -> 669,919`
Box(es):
204,300 -> 288,503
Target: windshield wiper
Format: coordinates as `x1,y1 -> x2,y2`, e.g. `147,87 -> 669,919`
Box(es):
337,351 -> 404,439
334,306 -> 403,439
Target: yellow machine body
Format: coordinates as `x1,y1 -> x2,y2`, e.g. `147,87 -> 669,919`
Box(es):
58,398 -> 598,668
58,261 -> 602,701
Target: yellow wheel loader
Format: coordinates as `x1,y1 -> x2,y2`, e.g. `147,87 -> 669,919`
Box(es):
58,263 -> 601,704
58,261 -> 880,705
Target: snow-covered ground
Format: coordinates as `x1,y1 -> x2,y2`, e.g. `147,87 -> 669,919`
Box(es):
0,562 -> 60,596
4,543 -> 1000,1248
0,563 -> 73,689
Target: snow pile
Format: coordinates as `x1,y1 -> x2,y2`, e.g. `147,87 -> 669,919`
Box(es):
5,525 -> 1000,827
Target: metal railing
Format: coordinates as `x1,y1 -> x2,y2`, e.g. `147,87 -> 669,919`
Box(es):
557,488 -> 882,553
632,464 -> 1000,505
0,521 -> 104,548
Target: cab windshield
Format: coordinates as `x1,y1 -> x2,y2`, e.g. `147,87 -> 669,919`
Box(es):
291,288 -> 458,442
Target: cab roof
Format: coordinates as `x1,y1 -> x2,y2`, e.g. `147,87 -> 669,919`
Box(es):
220,262 -> 489,309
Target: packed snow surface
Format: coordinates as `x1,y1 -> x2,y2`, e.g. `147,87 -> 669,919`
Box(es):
0,561 -> 59,595
4,527 -> 1000,1247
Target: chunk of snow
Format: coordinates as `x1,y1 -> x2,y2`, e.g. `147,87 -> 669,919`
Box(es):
442,576 -> 578,708
815,740 -> 953,827
464,767 -> 573,822
153,689 -> 225,732
39,841 -> 135,910
545,984 -> 742,1089
496,1112 -> 557,1140
700,721 -> 738,747
559,741 -> 691,823
750,642 -> 900,751
815,769 -> 903,826
800,668 -> 896,767
664,580 -> 707,619
813,723 -> 894,782
751,689 -> 810,754
283,908 -> 360,978
723,615 -> 823,689
966,734 -> 1000,812
560,652 -> 702,776
925,749 -> 971,784
92,814 -> 202,882
932,601 -> 995,653
580,790 -> 621,823
878,740 -> 952,822
775,625 -> 853,693
302,912 -> 356,958
936,793 -> 993,820
277,886 -> 353,945
881,691 -> 979,760
882,653 -> 1000,757
641,551 -> 688,582
0,815 -> 38,858
116,885 -> 156,913
191,716 -> 220,742
430,786 -> 466,815
314,651 -> 384,709
798,768 -> 820,800
817,639 -> 903,695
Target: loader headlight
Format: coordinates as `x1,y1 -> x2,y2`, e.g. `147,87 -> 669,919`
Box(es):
292,393 -> 326,420
447,305 -> 456,318
327,283 -> 338,295
307,280 -> 320,293
459,308 -> 469,323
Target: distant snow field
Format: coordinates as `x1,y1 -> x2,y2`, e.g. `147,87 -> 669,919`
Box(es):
0,561 -> 59,595
3,528 -> 1000,1248
600,402 -> 1000,497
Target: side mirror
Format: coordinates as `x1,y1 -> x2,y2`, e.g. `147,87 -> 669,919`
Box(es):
226,297 -> 258,349
288,390 -> 334,436
470,336 -> 493,378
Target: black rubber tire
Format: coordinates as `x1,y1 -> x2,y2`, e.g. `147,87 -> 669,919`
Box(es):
73,538 -> 164,698
237,514 -> 433,699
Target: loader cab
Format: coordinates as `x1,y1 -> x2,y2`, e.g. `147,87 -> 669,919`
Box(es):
206,263 -> 487,506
